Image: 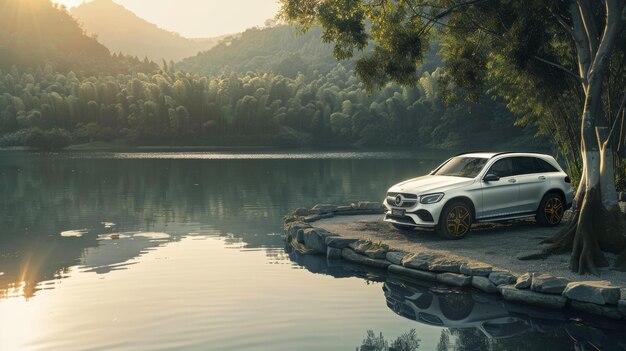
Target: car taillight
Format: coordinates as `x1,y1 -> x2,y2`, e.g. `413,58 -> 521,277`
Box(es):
564,176 -> 571,183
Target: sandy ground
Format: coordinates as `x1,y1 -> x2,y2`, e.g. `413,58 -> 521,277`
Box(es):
316,214 -> 626,288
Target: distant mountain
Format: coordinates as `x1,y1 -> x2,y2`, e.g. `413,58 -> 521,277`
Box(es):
71,0 -> 224,62
0,0 -> 111,71
178,25 -> 442,78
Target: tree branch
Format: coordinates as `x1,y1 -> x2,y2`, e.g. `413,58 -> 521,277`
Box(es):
569,2 -> 592,92
532,55 -> 582,81
412,0 -> 494,35
577,0 -> 600,64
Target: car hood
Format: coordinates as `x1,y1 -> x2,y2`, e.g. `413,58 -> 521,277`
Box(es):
388,175 -> 475,195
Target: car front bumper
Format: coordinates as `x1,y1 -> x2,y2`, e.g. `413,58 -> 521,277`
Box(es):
382,200 -> 444,228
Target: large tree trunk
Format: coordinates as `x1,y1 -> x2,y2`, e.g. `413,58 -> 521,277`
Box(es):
540,0 -> 626,275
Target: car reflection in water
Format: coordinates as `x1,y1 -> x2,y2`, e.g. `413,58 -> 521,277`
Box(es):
384,278 -> 565,339
383,277 -> 626,350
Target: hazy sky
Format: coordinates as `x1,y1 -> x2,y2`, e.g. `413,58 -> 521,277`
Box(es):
53,0 -> 281,38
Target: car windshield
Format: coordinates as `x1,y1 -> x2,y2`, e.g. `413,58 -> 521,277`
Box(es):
433,157 -> 488,178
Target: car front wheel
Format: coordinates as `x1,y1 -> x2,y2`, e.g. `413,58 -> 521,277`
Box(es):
536,193 -> 565,226
436,201 -> 472,239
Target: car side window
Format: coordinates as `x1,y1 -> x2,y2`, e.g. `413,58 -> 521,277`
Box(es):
534,158 -> 559,172
512,157 -> 537,175
487,158 -> 514,178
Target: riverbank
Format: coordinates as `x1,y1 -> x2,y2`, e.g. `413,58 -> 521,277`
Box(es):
284,203 -> 626,320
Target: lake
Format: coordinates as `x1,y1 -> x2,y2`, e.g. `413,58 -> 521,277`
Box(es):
1,150 -> 625,350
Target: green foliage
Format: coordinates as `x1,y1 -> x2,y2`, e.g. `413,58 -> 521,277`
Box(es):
279,0 -> 626,185
0,63 -> 525,150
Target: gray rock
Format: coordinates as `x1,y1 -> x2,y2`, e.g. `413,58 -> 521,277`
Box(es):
325,236 -> 358,249
515,272 -> 533,289
562,281 -> 621,305
437,273 -> 472,287
312,204 -> 338,213
460,262 -> 493,277
292,207 -> 313,216
402,252 -> 441,270
341,248 -> 391,269
388,264 -> 438,281
327,247 -> 342,260
619,300 -> 626,317
335,206 -> 354,212
296,229 -> 305,244
349,240 -> 389,259
303,214 -> 322,223
531,273 -> 569,294
302,228 -> 335,254
386,251 -> 409,265
428,257 -> 466,273
472,276 -> 499,293
569,300 -> 622,319
489,271 -> 517,286
352,201 -> 384,211
284,221 -> 311,241
621,288 -> 626,300
499,285 -> 567,309
283,215 -> 298,223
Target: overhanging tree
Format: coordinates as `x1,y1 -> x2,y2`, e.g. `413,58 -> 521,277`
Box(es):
279,0 -> 626,274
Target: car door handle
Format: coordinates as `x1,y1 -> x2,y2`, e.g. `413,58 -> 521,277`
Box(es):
508,178 -> 517,183
538,176 -> 546,180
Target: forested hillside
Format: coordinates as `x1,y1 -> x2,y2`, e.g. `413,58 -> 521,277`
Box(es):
178,25 -> 442,78
0,2 -> 538,150
0,0 -> 156,75
71,0 -> 224,62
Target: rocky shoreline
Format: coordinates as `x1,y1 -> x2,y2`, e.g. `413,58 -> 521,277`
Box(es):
283,202 -> 626,320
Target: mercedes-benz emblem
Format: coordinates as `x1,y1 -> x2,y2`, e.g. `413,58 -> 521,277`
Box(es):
395,195 -> 403,206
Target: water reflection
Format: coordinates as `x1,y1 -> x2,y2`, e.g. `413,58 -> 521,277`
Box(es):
289,252 -> 626,351
384,272 -> 626,350
0,150 -> 441,298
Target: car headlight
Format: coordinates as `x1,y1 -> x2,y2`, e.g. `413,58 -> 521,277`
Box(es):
420,193 -> 444,204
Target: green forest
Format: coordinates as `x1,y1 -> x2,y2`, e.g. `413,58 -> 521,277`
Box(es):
0,0 -> 533,150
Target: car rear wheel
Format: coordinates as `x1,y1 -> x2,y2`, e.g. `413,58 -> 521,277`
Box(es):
436,201 -> 472,239
536,193 -> 565,226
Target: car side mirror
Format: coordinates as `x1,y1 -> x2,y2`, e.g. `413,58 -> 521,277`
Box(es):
483,174 -> 500,182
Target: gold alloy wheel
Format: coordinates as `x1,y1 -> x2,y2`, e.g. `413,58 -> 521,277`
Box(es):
445,205 -> 471,237
544,197 -> 564,225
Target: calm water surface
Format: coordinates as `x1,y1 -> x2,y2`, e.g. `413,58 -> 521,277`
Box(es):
0,150 -> 624,350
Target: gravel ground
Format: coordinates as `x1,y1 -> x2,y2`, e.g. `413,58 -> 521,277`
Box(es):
316,214 -> 626,287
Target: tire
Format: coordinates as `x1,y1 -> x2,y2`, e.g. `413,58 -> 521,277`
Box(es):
436,201 -> 472,239
392,223 -> 415,231
438,293 -> 474,321
536,193 -> 565,226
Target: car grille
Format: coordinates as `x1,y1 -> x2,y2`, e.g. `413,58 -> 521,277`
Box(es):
386,192 -> 418,208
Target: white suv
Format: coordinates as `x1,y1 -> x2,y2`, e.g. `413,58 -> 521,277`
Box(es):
383,152 -> 574,239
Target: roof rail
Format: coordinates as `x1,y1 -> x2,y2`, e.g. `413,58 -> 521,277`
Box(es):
454,151 -> 491,156
490,151 -> 551,158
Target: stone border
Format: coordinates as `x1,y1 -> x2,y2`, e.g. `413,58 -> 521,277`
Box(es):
283,202 -> 626,320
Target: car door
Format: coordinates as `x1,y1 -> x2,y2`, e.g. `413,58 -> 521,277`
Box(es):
479,157 -> 519,219
513,157 -> 549,213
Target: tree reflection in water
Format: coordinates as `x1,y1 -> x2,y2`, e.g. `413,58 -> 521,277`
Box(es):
358,329 -> 420,351
0,151 -> 437,297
